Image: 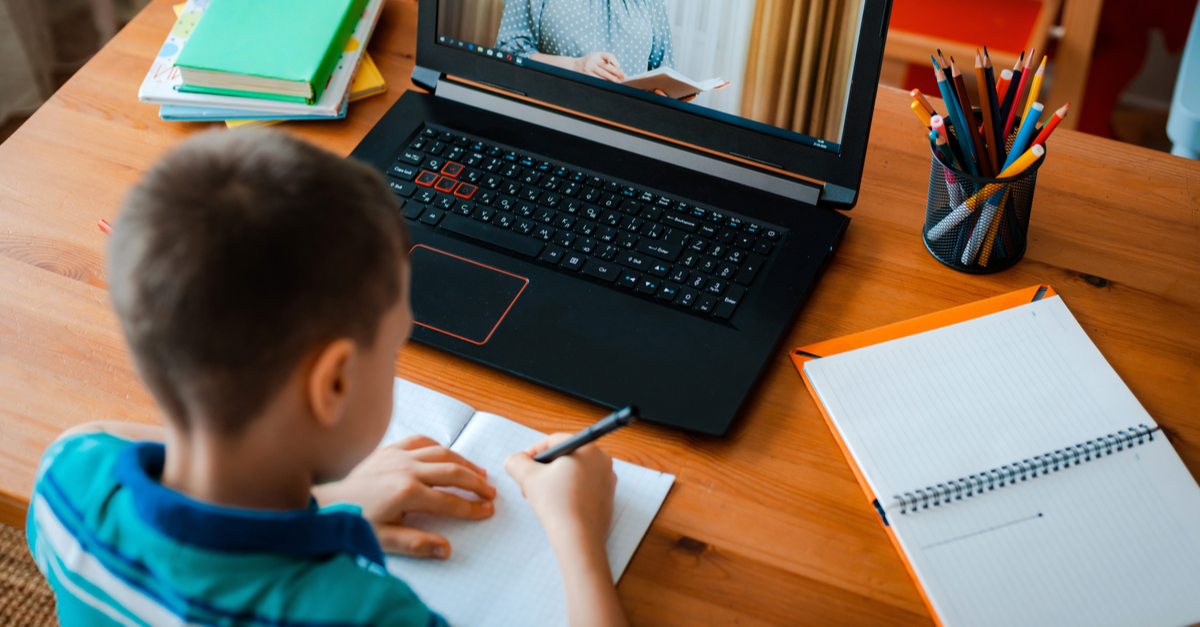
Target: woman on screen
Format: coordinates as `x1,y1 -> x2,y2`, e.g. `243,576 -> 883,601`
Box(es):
496,0 -> 673,83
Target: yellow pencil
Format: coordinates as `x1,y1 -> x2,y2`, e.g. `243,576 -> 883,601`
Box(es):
1021,57 -> 1046,124
911,101 -> 933,128
978,186 -> 1014,266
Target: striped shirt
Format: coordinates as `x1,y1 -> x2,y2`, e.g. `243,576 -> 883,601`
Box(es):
26,432 -> 447,626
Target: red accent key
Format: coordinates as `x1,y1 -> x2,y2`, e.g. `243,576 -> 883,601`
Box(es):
434,176 -> 458,193
441,162 -> 464,178
453,183 -> 478,199
414,170 -> 439,187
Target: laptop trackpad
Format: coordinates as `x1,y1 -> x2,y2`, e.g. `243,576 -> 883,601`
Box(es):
409,245 -> 528,345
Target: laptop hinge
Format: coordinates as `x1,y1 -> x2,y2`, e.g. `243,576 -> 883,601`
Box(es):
411,65 -> 440,93
433,79 -> 824,207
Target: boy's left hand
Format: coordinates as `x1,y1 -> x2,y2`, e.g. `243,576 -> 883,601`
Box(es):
312,435 -> 496,560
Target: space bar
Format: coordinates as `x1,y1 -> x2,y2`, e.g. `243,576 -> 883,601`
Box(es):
439,214 -> 545,257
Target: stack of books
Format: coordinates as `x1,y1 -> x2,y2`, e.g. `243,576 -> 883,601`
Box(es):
139,0 -> 387,128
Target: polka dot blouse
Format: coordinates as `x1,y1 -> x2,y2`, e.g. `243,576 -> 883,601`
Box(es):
496,0 -> 674,75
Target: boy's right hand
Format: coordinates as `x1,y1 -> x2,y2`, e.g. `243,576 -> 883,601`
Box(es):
504,434 -> 617,548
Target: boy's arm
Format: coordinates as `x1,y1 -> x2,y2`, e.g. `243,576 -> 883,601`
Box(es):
55,420 -> 165,443
505,435 -> 629,627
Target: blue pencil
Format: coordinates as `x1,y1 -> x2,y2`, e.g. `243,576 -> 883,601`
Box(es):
1000,102 -> 1044,174
933,55 -> 978,176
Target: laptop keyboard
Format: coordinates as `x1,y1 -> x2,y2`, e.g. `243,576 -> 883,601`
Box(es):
385,125 -> 786,321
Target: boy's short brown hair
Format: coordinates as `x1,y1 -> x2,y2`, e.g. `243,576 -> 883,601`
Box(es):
109,130 -> 409,434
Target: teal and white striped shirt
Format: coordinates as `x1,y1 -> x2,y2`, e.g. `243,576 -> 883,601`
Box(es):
26,432 -> 447,626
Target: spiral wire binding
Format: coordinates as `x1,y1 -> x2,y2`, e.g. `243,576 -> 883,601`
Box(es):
895,424 -> 1158,514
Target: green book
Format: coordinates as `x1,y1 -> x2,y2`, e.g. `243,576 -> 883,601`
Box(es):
174,0 -> 369,105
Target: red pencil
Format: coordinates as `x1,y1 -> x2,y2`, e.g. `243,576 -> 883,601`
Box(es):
1031,103 -> 1069,147
98,219 -> 113,234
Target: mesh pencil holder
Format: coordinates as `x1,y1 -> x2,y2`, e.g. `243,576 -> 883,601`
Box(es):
922,120 -> 1045,274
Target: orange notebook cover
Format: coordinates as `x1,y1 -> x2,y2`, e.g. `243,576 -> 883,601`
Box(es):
789,284 -> 1055,626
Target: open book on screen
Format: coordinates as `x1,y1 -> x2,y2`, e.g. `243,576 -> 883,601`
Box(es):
380,379 -> 674,627
621,67 -> 726,99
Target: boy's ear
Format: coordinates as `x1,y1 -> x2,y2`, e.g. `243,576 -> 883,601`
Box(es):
307,339 -> 356,429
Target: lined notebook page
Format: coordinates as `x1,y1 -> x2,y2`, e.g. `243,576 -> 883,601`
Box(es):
386,412 -> 675,627
379,378 -> 475,448
803,296 -> 1157,504
891,435 -> 1200,627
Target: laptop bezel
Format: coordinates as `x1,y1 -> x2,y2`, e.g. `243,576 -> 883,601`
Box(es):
415,0 -> 893,209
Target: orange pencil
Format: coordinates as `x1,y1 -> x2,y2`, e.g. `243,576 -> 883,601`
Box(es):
1031,103 -> 1069,147
996,69 -> 1013,102
911,89 -> 937,118
98,219 -> 113,235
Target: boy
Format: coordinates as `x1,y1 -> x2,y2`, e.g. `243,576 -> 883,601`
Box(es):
26,131 -> 629,627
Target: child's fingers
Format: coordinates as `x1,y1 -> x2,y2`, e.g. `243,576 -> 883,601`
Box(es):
416,462 -> 496,500
411,487 -> 496,520
374,524 -> 452,560
390,435 -> 441,451
504,451 -> 536,484
407,446 -> 487,477
523,433 -> 573,457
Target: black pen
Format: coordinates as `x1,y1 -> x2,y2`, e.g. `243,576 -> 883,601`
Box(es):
533,406 -> 638,463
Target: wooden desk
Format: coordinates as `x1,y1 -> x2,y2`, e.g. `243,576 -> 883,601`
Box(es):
1,1 -> 1197,624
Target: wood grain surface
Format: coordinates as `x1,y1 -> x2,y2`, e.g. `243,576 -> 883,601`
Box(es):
1,1 -> 1198,624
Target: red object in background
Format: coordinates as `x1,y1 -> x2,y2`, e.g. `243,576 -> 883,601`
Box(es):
1076,0 -> 1197,138
890,0 -> 1043,56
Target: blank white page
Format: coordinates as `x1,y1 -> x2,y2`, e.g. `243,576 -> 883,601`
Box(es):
379,378 -> 476,448
889,435 -> 1200,627
386,412 -> 674,627
803,296 -> 1157,505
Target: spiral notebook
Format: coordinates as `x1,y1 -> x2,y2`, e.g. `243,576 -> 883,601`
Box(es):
378,379 -> 674,627
792,286 -> 1200,627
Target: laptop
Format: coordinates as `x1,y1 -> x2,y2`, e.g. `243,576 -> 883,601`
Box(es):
350,0 -> 893,435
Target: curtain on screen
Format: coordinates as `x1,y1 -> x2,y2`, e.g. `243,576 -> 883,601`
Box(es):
436,0 -> 506,47
740,0 -> 862,143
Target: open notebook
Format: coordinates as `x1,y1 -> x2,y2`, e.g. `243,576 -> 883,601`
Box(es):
798,294 -> 1200,627
379,379 -> 674,626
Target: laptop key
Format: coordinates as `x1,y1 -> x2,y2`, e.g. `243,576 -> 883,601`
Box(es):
492,212 -> 515,229
675,287 -> 698,307
636,240 -> 681,262
667,267 -> 688,283
726,249 -> 746,264
472,207 -> 495,222
581,259 -> 619,282
387,179 -> 417,198
595,244 -> 618,260
662,214 -> 698,232
663,230 -> 690,246
656,283 -> 680,300
573,220 -> 596,236
572,237 -> 597,254
617,270 -> 640,288
539,245 -> 565,265
453,200 -> 475,215
678,251 -> 699,268
390,163 -> 419,180
615,251 -> 652,271
595,226 -> 617,242
513,218 -> 535,235
416,188 -> 438,204
532,225 -> 556,241
764,228 -> 781,240
636,277 -> 659,295
619,216 -> 643,232
421,127 -> 437,137
713,285 -> 747,320
615,232 -> 639,249
735,233 -> 755,248
419,208 -> 445,226
705,279 -> 728,295
686,273 -> 708,290
534,207 -> 556,223
718,227 -> 737,243
434,194 -> 456,210
648,262 -> 670,277
698,257 -> 719,274
695,294 -> 717,314
402,203 -> 424,220
716,262 -> 737,280
422,156 -> 446,171
561,253 -> 587,271
554,214 -> 577,230
735,254 -> 764,285
401,149 -> 424,164
552,231 -> 576,248
754,239 -> 774,255
440,214 -> 544,257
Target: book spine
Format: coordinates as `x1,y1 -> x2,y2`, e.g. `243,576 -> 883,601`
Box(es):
894,424 -> 1158,515
308,0 -> 371,104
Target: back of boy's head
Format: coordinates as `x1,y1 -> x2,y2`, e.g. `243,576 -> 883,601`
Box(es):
109,130 -> 410,435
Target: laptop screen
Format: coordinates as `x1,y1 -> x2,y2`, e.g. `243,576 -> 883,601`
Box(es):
435,0 -> 867,154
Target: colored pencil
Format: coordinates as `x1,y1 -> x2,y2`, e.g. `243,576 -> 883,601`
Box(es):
951,57 -> 990,176
1031,103 -> 1069,147
911,89 -> 937,118
977,185 -> 1013,266
98,219 -> 113,235
983,48 -> 1004,160
977,51 -> 1001,174
931,128 -> 960,171
931,114 -> 963,167
1022,56 -> 1047,123
1004,49 -> 1035,140
999,52 -> 1025,123
912,101 -> 932,128
1001,102 -> 1044,174
997,69 -> 1013,102
933,56 -> 978,176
